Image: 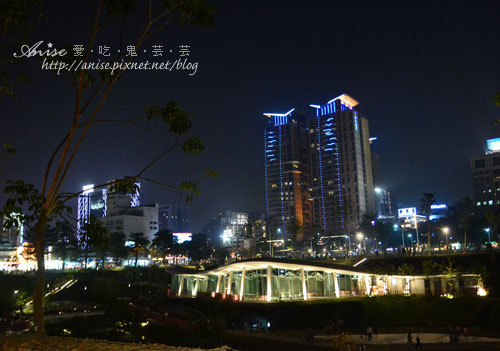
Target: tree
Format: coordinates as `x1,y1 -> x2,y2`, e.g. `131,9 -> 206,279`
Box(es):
184,233 -> 210,264
129,232 -> 150,267
0,0 -> 44,98
485,210 -> 500,243
458,196 -> 474,251
45,221 -> 78,270
420,193 -> 436,254
151,229 -> 174,264
80,215 -> 109,269
108,232 -> 128,265
0,0 -> 216,334
286,218 -> 302,251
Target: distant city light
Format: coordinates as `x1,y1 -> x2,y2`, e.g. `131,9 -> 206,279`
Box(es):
374,187 -> 382,193
431,204 -> 447,209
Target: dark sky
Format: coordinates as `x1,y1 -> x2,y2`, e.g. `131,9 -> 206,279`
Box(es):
2,1 -> 500,231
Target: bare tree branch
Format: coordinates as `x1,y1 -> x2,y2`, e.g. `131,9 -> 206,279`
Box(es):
136,135 -> 181,177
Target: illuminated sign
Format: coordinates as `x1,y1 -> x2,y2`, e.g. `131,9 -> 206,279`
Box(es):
173,232 -> 192,244
487,138 -> 500,152
431,204 -> 447,210
398,207 -> 417,218
90,200 -> 105,210
222,229 -> 232,244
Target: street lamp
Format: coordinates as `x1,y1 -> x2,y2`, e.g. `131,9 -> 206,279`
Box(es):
485,228 -> 491,243
394,223 -> 405,247
356,232 -> 364,252
443,227 -> 449,251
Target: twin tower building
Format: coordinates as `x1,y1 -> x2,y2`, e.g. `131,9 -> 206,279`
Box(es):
264,94 -> 376,242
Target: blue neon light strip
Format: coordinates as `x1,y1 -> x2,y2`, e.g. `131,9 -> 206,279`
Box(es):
317,116 -> 327,231
264,130 -> 270,223
279,126 -> 286,233
335,131 -> 344,229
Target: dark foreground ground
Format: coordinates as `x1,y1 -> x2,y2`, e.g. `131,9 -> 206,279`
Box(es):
227,331 -> 500,351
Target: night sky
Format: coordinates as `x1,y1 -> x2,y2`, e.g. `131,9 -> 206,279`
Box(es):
1,1 -> 500,231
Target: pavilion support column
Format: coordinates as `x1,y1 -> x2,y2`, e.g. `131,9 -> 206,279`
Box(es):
333,272 -> 340,298
301,268 -> 308,301
266,265 -> 272,302
216,274 -> 222,293
227,271 -> 233,295
240,267 -> 246,301
365,275 -> 371,295
178,275 -> 184,296
192,278 -> 199,297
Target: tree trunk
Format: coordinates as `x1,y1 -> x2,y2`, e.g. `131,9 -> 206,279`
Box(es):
84,247 -> 88,269
464,227 -> 467,252
135,251 -> 138,267
33,214 -> 48,335
427,218 -> 431,255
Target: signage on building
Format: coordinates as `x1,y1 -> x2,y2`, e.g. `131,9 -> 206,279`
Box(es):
173,232 -> 192,244
487,138 -> 500,153
398,207 -> 416,218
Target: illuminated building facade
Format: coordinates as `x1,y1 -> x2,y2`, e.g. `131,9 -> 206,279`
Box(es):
310,95 -> 375,234
374,188 -> 395,220
264,109 -> 313,242
77,181 -> 140,239
158,204 -> 190,233
470,138 -> 500,214
220,210 -> 248,248
101,203 -> 159,242
263,94 -> 375,242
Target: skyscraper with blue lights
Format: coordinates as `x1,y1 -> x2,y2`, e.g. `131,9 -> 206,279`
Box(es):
263,109 -> 313,242
264,94 -> 375,242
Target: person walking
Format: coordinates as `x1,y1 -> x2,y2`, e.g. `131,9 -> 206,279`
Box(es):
407,331 -> 413,350
415,334 -> 422,350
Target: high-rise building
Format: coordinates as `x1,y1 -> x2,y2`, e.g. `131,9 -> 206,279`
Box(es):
264,109 -> 313,241
220,210 -> 248,248
374,187 -> 395,220
158,204 -> 190,233
470,137 -> 500,213
263,94 -> 375,241
101,203 -> 159,242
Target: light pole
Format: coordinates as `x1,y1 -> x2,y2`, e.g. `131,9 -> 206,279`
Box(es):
485,228 -> 491,243
394,223 -> 405,247
356,232 -> 364,254
271,228 -> 281,258
443,227 -> 449,252
371,220 -> 377,252
413,213 -> 420,246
